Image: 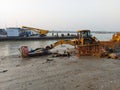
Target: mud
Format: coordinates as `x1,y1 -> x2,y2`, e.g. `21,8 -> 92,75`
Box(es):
0,49 -> 120,90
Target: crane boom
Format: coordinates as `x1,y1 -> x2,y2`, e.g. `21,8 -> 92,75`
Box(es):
22,26 -> 49,36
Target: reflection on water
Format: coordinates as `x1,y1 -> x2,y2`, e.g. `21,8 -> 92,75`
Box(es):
0,33 -> 113,57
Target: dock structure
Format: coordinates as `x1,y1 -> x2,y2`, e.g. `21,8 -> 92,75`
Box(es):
0,29 -> 119,41
0,36 -> 76,41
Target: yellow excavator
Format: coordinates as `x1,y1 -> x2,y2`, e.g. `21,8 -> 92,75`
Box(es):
112,32 -> 120,42
43,30 -> 102,56
22,26 -> 49,37
45,30 -> 99,50
100,32 -> 120,50
111,32 -> 120,48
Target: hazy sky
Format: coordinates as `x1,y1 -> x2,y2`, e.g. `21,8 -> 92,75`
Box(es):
0,0 -> 120,31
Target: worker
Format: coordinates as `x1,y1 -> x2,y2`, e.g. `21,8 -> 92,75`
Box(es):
83,32 -> 88,38
61,34 -> 64,37
67,33 -> 70,36
52,32 -> 54,36
50,44 -> 53,49
56,33 -> 58,37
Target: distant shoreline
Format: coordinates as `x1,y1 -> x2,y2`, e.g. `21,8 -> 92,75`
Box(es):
0,36 -> 76,41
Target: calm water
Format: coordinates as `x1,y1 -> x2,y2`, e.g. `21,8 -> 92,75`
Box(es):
0,40 -> 58,57
0,33 -> 113,57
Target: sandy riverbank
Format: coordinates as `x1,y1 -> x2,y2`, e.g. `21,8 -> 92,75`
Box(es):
0,47 -> 120,90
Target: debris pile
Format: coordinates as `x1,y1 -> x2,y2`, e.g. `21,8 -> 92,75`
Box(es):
100,47 -> 120,60
51,49 -> 71,57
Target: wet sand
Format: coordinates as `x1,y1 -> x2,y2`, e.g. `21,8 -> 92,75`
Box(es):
0,49 -> 120,90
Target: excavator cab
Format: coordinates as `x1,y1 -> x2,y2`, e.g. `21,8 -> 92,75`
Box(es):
77,30 -> 100,56
77,30 -> 91,39
77,30 -> 94,45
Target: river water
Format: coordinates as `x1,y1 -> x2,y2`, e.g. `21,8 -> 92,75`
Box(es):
0,33 -> 113,57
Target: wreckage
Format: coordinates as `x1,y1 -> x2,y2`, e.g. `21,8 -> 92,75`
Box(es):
19,46 -> 51,57
19,30 -> 120,58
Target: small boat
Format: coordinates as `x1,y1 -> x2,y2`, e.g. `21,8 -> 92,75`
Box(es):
19,46 -> 51,57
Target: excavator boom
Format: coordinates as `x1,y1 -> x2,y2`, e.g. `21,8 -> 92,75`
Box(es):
52,40 -> 76,48
45,39 -> 79,49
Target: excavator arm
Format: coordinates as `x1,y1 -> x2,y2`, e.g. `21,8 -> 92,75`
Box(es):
46,39 -> 78,49
22,26 -> 49,36
53,40 -> 76,47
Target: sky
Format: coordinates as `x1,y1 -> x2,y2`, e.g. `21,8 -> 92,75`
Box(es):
0,0 -> 120,31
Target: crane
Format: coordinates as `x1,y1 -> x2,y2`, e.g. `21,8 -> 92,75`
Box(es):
22,26 -> 49,37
